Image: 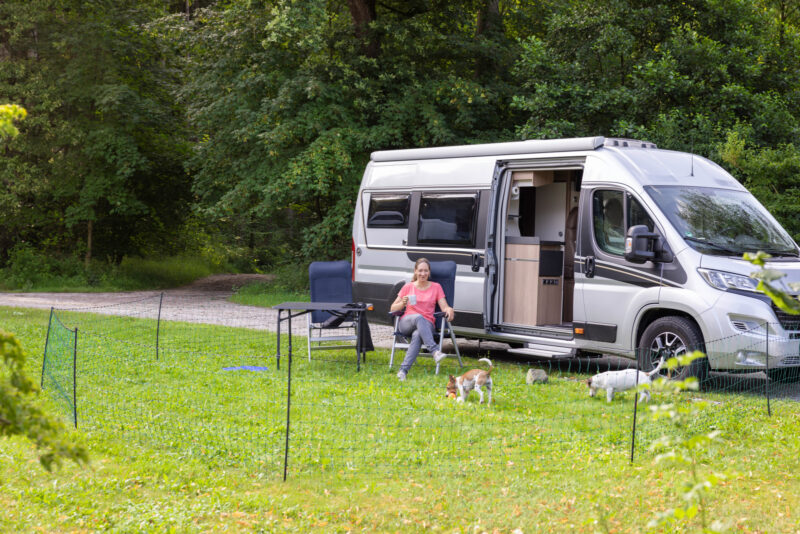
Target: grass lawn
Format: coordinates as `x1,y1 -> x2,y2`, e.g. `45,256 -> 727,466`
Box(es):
229,281 -> 308,308
3,305 -> 800,532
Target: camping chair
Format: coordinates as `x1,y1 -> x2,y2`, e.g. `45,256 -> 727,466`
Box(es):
389,260 -> 463,374
307,260 -> 358,361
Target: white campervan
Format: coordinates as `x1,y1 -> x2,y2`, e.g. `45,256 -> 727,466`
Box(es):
351,137 -> 800,380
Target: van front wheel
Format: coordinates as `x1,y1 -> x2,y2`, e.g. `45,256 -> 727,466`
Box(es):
638,316 -> 708,382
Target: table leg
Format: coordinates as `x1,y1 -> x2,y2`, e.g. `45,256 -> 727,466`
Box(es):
276,309 -> 282,371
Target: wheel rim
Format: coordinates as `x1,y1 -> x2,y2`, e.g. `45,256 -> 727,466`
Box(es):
648,331 -> 687,376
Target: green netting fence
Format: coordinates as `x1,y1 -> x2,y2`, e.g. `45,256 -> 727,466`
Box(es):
39,296 -> 800,479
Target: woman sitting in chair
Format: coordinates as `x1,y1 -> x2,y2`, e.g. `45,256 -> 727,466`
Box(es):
390,258 -> 455,381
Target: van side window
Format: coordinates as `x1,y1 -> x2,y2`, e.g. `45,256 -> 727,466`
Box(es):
593,190 -> 626,255
367,194 -> 410,228
628,194 -> 656,233
417,193 -> 478,246
593,190 -> 657,256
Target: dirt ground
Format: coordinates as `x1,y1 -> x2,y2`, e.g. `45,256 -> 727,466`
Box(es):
0,273 -> 398,345
0,273 -> 273,309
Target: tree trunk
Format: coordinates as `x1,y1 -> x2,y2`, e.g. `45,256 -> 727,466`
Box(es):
475,0 -> 503,79
476,0 -> 501,36
85,220 -> 92,267
346,0 -> 379,57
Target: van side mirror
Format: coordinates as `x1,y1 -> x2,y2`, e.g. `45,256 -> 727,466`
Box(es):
625,225 -> 658,264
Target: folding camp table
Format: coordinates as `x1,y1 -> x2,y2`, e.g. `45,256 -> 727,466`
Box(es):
273,301 -> 372,371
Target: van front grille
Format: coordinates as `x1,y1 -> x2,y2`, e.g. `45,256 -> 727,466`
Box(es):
772,303 -> 800,332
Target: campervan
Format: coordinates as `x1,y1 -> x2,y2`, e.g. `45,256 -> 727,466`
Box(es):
351,137 -> 800,379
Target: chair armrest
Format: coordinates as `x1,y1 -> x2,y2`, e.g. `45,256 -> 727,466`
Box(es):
389,310 -> 404,317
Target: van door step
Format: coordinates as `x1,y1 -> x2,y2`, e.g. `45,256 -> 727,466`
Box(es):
507,346 -> 576,359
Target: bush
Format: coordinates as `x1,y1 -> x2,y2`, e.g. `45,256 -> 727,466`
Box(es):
110,255 -> 221,290
0,243 -> 88,290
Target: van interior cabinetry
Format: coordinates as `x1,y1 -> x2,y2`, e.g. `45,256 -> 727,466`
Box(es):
503,239 -> 563,326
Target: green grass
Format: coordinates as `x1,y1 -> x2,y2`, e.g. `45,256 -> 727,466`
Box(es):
4,306 -> 800,532
228,281 -> 309,307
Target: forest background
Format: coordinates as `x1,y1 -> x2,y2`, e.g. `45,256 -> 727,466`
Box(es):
2,0 -> 800,290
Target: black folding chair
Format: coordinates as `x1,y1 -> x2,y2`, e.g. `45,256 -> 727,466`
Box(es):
307,261 -> 358,360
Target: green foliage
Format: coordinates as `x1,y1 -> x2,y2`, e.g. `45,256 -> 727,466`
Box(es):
179,0 -> 522,262
0,247 -> 223,292
111,255 -> 220,290
0,104 -> 26,139
0,330 -> 87,471
745,250 -> 800,314
0,0 -> 191,264
4,0 -> 800,276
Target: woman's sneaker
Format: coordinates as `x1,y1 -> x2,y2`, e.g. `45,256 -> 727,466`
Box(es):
433,351 -> 447,364
396,370 -> 407,381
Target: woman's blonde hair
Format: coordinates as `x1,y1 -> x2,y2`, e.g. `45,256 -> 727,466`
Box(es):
411,257 -> 431,282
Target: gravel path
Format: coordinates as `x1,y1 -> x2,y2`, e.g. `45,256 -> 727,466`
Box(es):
0,274 -> 399,347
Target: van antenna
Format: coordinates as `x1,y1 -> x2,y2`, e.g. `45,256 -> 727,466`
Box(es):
690,138 -> 695,177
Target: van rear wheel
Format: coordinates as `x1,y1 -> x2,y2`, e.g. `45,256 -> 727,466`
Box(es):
638,316 -> 708,382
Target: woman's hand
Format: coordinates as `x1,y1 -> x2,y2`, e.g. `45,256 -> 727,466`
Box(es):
390,294 -> 408,313
437,297 -> 454,321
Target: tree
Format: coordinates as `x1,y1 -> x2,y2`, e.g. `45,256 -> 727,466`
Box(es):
511,0 -> 800,238
0,115 -> 86,469
0,0 -> 191,267
181,0 -> 524,264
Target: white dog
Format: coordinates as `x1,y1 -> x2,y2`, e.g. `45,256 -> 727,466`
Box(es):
586,357 -> 665,402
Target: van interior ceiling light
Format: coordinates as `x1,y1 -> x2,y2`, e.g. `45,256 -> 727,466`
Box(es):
698,268 -> 759,292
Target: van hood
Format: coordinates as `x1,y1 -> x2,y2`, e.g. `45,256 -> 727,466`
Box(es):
700,254 -> 800,294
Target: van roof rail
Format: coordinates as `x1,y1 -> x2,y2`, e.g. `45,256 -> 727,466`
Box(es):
371,136 -> 607,162
603,138 -> 657,149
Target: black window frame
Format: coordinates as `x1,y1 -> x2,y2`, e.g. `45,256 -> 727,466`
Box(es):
415,192 -> 479,247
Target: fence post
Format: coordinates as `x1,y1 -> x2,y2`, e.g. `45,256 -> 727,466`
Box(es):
765,321 -> 771,417
156,292 -> 164,360
630,347 -> 640,463
283,313 -> 293,481
41,307 -> 54,389
73,327 -> 78,429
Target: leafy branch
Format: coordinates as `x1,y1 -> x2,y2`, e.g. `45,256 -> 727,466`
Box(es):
745,251 -> 800,315
0,330 -> 88,472
0,104 -> 26,139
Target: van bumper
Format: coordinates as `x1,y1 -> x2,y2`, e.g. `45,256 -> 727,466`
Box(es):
701,292 -> 800,371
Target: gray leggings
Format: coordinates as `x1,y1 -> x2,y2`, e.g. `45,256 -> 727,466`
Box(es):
398,314 -> 439,373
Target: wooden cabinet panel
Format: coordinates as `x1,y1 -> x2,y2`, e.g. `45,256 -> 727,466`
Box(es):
503,243 -> 563,326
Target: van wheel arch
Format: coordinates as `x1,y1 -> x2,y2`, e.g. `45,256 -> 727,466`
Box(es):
636,309 -> 704,349
637,314 -> 709,382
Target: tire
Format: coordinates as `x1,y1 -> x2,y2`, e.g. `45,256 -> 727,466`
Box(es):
638,316 -> 709,382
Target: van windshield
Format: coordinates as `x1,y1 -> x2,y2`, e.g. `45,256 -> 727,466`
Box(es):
646,186 -> 799,257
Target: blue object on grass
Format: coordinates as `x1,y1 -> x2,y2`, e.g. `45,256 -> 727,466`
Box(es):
222,365 -> 269,372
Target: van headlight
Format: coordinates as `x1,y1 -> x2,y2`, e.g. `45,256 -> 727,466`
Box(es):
698,268 -> 759,292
